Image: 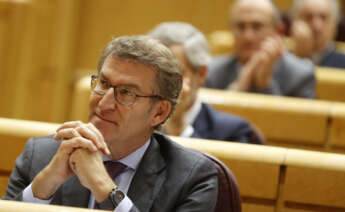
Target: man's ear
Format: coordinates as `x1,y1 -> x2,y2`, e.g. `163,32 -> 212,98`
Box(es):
196,65 -> 208,87
150,100 -> 172,127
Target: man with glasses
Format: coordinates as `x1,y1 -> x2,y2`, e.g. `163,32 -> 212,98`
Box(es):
4,36 -> 218,211
206,0 -> 316,98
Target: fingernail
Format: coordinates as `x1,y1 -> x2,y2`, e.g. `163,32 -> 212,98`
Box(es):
92,145 -> 97,151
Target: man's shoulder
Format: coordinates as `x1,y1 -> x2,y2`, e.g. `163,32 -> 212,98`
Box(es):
320,49 -> 345,68
209,54 -> 236,70
196,103 -> 253,142
206,55 -> 238,89
277,52 -> 314,77
26,135 -> 60,149
281,52 -> 313,70
23,135 -> 60,160
152,133 -> 214,166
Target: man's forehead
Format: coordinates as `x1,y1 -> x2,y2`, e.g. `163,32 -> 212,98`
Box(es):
299,0 -> 333,13
232,0 -> 275,21
233,0 -> 274,13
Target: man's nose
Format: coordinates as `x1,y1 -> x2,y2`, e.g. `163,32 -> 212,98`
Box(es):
242,27 -> 256,40
311,16 -> 324,32
98,88 -> 116,110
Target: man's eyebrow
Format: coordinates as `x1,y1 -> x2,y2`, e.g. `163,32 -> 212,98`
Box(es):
99,72 -> 142,91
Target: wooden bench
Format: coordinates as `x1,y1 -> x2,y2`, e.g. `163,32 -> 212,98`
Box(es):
1,117 -> 345,211
282,149 -> 345,211
173,136 -> 284,212
315,66 -> 345,102
0,0 -> 30,119
327,102 -> 345,152
0,199 -> 106,212
198,88 -> 332,149
0,0 -> 80,123
173,136 -> 345,212
0,118 -> 58,196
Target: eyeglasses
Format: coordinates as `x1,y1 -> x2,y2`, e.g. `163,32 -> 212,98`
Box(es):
91,75 -> 163,106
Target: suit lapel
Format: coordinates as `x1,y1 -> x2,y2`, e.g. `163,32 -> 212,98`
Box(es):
192,104 -> 213,138
61,176 -> 91,208
127,136 -> 166,211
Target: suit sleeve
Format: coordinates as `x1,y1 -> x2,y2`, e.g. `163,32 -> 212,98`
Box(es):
293,68 -> 316,99
2,138 -> 35,201
174,156 -> 218,212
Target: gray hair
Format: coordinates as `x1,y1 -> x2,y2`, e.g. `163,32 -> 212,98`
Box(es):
97,35 -> 183,129
291,0 -> 340,22
229,0 -> 282,27
148,22 -> 211,70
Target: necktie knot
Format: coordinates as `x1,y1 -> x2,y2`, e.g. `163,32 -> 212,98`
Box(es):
103,161 -> 127,180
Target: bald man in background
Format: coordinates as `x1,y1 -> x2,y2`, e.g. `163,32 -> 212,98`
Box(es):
206,0 -> 316,98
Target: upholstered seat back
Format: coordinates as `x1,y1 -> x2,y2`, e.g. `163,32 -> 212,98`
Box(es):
202,152 -> 241,212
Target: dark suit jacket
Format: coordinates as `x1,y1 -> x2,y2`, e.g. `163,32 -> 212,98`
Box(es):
191,103 -> 253,143
319,49 -> 345,69
206,52 -> 316,98
3,133 -> 218,212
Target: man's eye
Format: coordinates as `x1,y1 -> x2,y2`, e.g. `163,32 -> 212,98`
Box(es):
99,79 -> 109,89
119,88 -> 134,96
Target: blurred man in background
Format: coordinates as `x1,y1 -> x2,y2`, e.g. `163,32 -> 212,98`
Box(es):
150,22 -> 265,144
206,0 -> 316,98
290,0 -> 345,68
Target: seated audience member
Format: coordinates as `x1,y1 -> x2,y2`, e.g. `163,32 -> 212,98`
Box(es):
149,22 -> 264,144
206,0 -> 316,98
290,0 -> 345,68
3,36 -> 219,211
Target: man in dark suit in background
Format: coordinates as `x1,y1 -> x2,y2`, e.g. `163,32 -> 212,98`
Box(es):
150,22 -> 260,144
206,0 -> 316,98
3,36 -> 218,211
290,0 -> 345,68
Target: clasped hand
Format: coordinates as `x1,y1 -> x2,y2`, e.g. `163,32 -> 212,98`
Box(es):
32,121 -> 112,200
230,35 -> 284,91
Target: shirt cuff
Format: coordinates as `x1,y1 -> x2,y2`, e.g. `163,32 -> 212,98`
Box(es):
22,183 -> 53,204
114,195 -> 133,212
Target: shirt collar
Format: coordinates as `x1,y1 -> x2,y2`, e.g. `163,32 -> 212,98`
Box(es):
102,138 -> 151,170
183,98 -> 202,127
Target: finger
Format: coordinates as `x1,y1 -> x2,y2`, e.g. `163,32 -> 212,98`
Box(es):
54,128 -> 81,141
60,137 -> 98,154
85,123 -> 104,144
56,121 -> 84,132
86,123 -> 111,156
262,36 -> 283,57
75,125 -> 104,150
261,40 -> 279,59
75,124 -> 111,156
